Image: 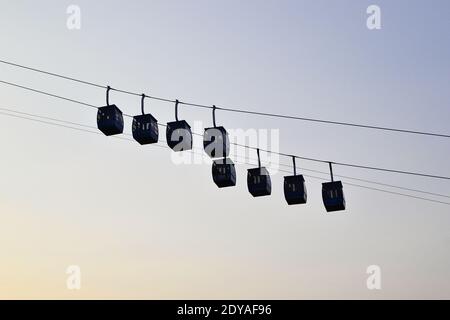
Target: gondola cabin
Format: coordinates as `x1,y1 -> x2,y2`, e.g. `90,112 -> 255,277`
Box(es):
284,175 -> 307,205
212,158 -> 236,188
322,181 -> 346,212
97,105 -> 124,136
166,120 -> 193,151
132,114 -> 159,145
247,167 -> 271,197
203,126 -> 230,158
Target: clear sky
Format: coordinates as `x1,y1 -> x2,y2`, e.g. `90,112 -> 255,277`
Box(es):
0,0 -> 449,299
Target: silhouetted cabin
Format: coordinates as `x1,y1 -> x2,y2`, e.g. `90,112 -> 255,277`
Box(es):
97,105 -> 124,136
284,175 -> 307,205
247,167 -> 271,197
212,158 -> 236,188
132,114 -> 159,145
203,126 -> 230,158
322,181 -> 346,212
166,120 -> 192,151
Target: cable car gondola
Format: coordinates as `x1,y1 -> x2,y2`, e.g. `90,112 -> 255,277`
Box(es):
97,86 -> 124,136
166,100 -> 193,151
322,162 -> 346,212
247,149 -> 271,197
212,158 -> 236,188
284,156 -> 307,205
203,106 -> 229,159
132,94 -> 158,145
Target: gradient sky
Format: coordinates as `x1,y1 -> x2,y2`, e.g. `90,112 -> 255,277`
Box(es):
0,0 -> 449,299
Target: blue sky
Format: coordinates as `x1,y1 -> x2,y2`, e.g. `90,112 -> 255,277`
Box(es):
0,0 -> 449,298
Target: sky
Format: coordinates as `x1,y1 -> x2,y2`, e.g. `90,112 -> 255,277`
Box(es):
0,0 -> 449,299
